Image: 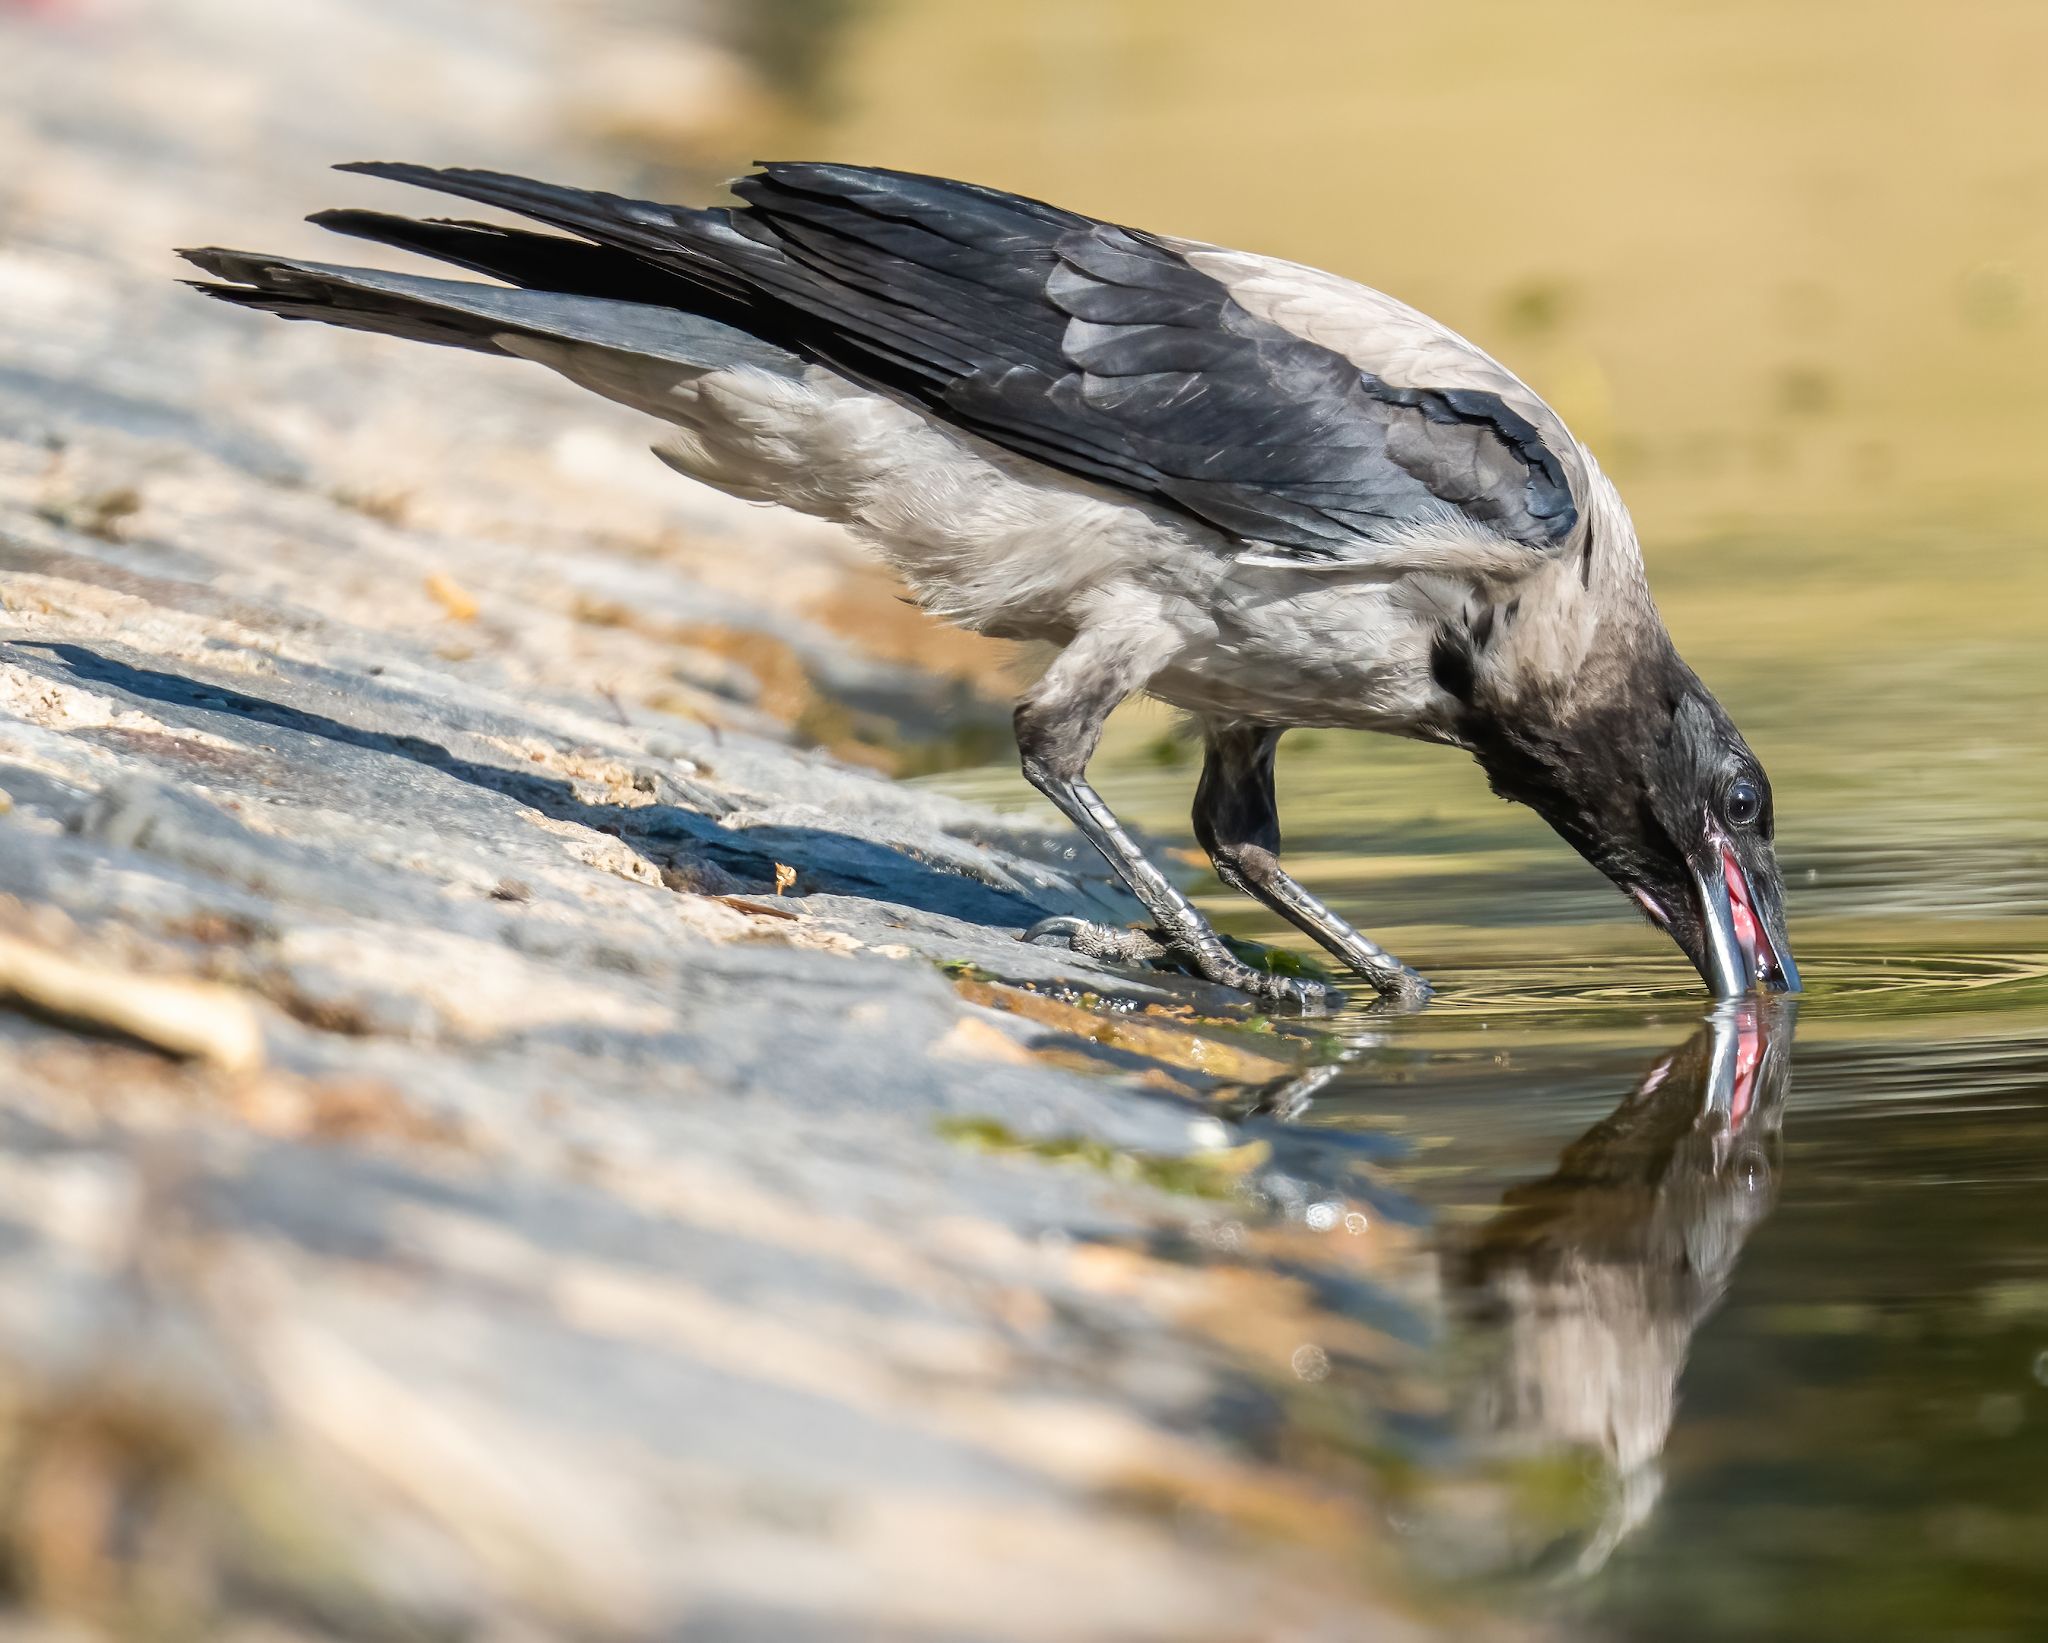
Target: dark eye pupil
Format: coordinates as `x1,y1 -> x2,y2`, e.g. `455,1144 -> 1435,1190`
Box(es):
1727,779 -> 1761,825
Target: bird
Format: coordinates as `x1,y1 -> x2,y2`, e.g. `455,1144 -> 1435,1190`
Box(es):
181,160 -> 1801,1012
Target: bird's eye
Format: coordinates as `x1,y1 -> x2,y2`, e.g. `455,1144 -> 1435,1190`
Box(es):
1725,777 -> 1763,828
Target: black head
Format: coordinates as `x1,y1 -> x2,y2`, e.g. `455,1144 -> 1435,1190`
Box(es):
1474,656 -> 1801,998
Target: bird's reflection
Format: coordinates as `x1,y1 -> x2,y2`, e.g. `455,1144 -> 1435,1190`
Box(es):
1447,1000 -> 1796,1574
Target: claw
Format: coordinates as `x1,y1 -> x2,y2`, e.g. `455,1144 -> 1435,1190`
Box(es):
1021,915 -> 1093,948
1022,916 -> 1169,964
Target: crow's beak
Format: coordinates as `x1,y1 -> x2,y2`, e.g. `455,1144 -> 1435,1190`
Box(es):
1690,837 -> 1801,999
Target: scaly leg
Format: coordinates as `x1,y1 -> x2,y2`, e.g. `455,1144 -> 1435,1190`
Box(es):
1193,723 -> 1432,1006
1014,634 -> 1328,1013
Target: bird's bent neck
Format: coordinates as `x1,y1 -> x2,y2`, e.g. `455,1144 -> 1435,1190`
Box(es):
1461,622 -> 1692,881
1447,465 -> 1667,721
1442,466 -> 1688,862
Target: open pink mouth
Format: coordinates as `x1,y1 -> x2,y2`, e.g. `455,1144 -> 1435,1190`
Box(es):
1722,843 -> 1764,979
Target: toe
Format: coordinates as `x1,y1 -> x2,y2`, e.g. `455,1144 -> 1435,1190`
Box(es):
1364,973 -> 1433,1014
1351,958 -> 1432,1009
1023,916 -> 1091,949
1291,979 -> 1335,1016
1247,971 -> 1334,1016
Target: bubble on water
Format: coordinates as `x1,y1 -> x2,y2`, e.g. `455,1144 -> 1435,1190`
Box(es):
1264,1174 -> 1308,1216
1344,1212 -> 1370,1236
1291,1344 -> 1329,1382
1198,1219 -> 1247,1253
2032,1349 -> 2048,1388
1305,1201 -> 1339,1231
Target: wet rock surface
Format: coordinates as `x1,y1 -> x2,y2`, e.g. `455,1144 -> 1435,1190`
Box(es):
0,4 -> 1508,1637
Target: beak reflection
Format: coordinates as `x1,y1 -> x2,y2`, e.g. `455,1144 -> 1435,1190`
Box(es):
1448,1000 -> 1797,1576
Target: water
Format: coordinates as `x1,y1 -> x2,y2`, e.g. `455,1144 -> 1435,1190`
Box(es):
813,7 -> 2048,1630
1326,1005 -> 2048,1642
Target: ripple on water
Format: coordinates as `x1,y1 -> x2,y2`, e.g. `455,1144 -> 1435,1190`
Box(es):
1315,945 -> 2048,1038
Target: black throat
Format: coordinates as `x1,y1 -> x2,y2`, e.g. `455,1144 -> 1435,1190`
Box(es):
1457,642 -> 1697,886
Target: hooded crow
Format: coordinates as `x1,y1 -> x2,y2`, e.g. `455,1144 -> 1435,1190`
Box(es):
182,162 -> 1801,1011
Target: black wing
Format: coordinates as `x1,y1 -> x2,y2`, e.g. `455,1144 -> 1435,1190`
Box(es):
334,161 -> 1582,559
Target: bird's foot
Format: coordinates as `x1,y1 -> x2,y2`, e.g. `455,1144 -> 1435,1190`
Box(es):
1352,961 -> 1434,1014
1204,958 -> 1332,1015
1023,917 -> 1332,1015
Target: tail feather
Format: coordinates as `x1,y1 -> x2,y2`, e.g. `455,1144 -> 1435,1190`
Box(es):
329,162 -> 777,316
178,247 -> 800,377
187,284 -> 506,354
188,160 -> 1077,427
334,162 -> 722,267
182,248 -> 509,354
307,209 -> 689,307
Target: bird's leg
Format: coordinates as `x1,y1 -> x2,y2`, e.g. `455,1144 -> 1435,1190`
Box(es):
1193,724 -> 1432,1006
1014,635 -> 1328,1013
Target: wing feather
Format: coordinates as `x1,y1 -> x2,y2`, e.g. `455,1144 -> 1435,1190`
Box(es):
332,161 -> 1588,563
1179,245 -> 1589,537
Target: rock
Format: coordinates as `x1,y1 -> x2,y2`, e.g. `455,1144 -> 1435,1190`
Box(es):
0,3 -> 1482,1639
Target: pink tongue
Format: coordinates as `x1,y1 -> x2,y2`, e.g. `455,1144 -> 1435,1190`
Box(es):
1732,897 -> 1759,961
1722,846 -> 1763,975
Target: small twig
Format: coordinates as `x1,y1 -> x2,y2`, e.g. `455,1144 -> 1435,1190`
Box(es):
0,931 -> 264,1071
712,895 -> 799,921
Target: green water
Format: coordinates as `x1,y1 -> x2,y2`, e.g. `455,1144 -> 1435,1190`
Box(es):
929,529 -> 2048,1639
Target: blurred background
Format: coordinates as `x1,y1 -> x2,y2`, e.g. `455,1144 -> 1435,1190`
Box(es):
2,0 -> 2044,1638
